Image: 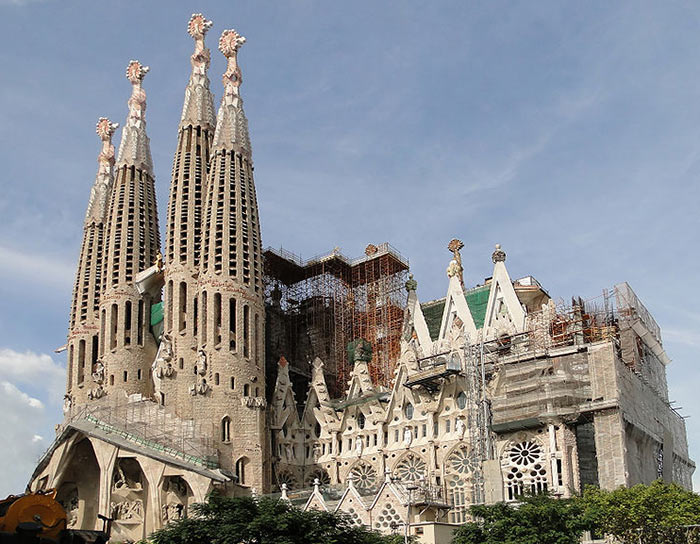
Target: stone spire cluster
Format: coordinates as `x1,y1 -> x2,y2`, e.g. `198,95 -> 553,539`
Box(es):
64,15 -> 268,491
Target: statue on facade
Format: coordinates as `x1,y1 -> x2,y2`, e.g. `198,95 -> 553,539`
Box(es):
403,427 -> 413,447
91,360 -> 105,384
355,436 -> 364,456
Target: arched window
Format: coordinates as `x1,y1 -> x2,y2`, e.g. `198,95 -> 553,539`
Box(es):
244,383 -> 250,396
404,403 -> 414,420
357,412 -> 366,429
236,457 -> 248,485
456,391 -> 467,410
221,416 -> 231,443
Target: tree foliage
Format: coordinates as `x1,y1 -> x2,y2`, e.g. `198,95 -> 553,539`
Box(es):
451,492 -> 586,544
148,493 -> 408,544
581,480 -> 700,544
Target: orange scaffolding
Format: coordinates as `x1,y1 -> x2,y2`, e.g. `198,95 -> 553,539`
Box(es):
263,243 -> 408,397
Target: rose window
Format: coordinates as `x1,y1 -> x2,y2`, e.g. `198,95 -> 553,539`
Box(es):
276,470 -> 297,490
349,463 -> 377,490
394,454 -> 426,482
306,469 -> 331,487
447,447 -> 477,474
508,441 -> 543,466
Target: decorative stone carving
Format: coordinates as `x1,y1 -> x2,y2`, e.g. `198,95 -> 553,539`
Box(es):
62,394 -> 72,415
404,273 -> 418,292
242,396 -> 267,409
91,361 -> 105,384
162,502 -> 184,523
87,385 -> 105,400
153,335 -> 174,379
403,427 -> 413,447
111,499 -> 143,521
348,463 -> 377,490
447,238 -> 464,283
394,453 -> 426,482
212,28 -> 251,153
85,117 -> 118,224
117,60 -> 153,173
355,436 -> 364,456
492,243 -> 506,263
456,417 -> 466,439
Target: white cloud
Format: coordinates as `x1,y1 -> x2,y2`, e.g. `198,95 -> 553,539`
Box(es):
0,380 -> 52,497
0,348 -> 65,403
0,245 -> 74,288
0,349 -> 65,496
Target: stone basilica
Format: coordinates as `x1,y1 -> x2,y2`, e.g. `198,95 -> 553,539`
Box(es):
28,14 -> 694,544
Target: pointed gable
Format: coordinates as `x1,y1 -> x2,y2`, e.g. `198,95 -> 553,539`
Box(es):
483,244 -> 526,339
438,274 -> 478,342
271,357 -> 298,429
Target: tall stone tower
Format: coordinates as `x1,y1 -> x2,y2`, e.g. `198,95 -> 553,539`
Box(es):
99,61 -> 161,399
66,118 -> 118,406
195,29 -> 268,491
162,14 -> 216,414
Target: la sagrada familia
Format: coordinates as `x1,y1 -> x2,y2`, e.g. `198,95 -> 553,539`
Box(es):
28,14 -> 695,544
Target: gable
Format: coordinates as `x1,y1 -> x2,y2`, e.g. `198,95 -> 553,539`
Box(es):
421,285 -> 493,340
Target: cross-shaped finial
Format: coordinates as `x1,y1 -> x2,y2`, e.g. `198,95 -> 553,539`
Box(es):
219,29 -> 246,58
188,13 -> 213,40
126,60 -> 149,85
96,117 -> 118,142
448,238 -> 464,259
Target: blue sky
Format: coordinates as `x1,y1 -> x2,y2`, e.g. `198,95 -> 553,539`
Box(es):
1,0 -> 699,496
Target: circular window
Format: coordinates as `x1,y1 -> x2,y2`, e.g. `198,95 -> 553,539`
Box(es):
404,403 -> 414,420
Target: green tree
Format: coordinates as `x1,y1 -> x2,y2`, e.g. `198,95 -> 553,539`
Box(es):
451,493 -> 586,544
148,493 -> 407,544
581,480 -> 700,544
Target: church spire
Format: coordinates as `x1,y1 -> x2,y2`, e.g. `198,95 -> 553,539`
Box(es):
212,29 -> 251,154
117,60 -> 153,174
162,14 -> 217,417
66,117 -> 119,407
180,13 -> 215,130
99,60 -> 161,400
84,118 -> 118,224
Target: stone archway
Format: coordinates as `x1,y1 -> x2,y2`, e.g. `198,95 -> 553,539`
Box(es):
55,438 -> 100,530
160,475 -> 193,525
110,457 -> 149,542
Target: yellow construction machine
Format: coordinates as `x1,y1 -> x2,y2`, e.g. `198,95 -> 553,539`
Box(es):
0,490 -> 110,543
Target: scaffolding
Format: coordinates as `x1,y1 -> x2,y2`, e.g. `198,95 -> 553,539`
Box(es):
264,243 -> 409,396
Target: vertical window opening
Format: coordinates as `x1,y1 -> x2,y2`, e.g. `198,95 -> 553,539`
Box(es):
124,301 -> 132,345
229,298 -> 236,351
179,282 -> 187,332
214,293 -> 222,345
243,305 -> 250,358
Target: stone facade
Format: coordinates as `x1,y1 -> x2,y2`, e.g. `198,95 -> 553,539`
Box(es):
31,13 -> 694,544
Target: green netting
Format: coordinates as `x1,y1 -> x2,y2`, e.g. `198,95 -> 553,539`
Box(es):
151,301 -> 164,326
421,300 -> 445,340
465,285 -> 490,329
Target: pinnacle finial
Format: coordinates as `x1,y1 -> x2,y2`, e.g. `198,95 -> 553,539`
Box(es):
96,117 -> 118,142
126,60 -> 149,85
405,274 -> 418,292
188,13 -> 213,40
446,239 -> 465,283
492,243 -> 506,263
219,29 -> 246,89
